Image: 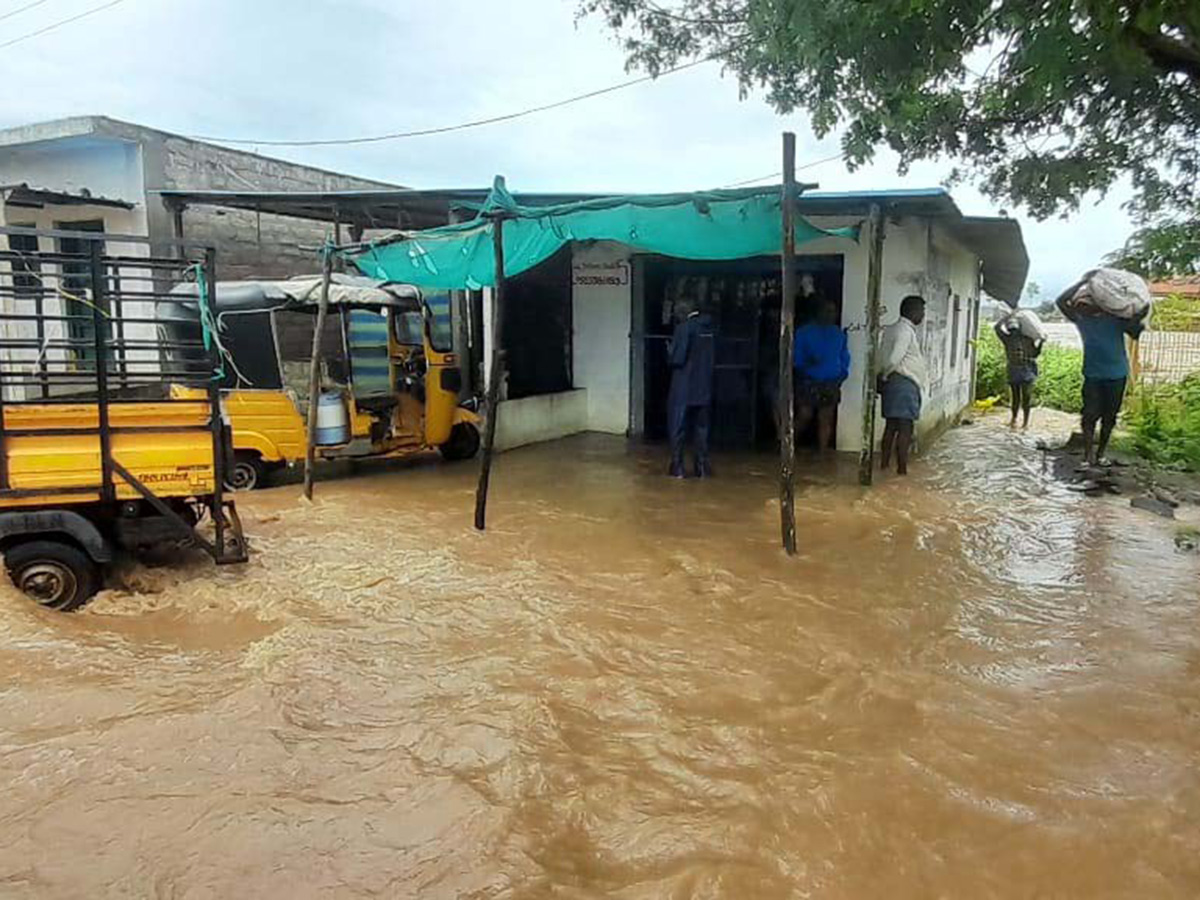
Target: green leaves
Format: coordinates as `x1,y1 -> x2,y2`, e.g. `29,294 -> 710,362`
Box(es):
1106,219 -> 1200,278
582,0 -> 1200,272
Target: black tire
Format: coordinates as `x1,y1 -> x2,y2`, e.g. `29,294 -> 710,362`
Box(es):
4,540 -> 100,612
224,453 -> 266,492
439,422 -> 481,461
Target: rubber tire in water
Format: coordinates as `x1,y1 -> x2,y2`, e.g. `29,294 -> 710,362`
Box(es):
439,423 -> 481,461
4,540 -> 100,612
225,454 -> 266,492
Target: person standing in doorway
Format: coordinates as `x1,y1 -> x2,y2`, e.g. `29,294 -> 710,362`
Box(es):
995,316 -> 1043,430
1056,277 -> 1147,467
878,295 -> 927,476
793,298 -> 850,452
667,297 -> 717,478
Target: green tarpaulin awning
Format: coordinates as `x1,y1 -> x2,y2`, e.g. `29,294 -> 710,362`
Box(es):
347,177 -> 859,290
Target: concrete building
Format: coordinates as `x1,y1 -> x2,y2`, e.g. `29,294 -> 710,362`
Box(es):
0,116 -> 404,401
0,116 -> 397,279
482,189 -> 1026,455
142,185 -> 1027,460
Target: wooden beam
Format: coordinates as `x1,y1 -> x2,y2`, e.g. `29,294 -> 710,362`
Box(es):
303,243 -> 335,501
779,133 -> 798,556
474,217 -> 507,531
859,204 -> 885,485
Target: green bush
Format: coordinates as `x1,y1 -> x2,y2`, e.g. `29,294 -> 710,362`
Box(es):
1124,374 -> 1200,471
974,323 -> 1085,412
974,322 -> 1008,400
1034,342 -> 1085,413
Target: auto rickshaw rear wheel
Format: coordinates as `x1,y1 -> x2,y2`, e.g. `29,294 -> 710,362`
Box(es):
225,453 -> 266,491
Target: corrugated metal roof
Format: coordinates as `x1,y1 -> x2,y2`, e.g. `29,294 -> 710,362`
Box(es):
1,182 -> 134,210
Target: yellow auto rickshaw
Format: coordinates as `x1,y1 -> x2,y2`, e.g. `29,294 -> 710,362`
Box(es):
163,275 -> 480,490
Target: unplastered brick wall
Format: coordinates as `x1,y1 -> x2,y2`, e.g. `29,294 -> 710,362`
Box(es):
160,135 -> 395,281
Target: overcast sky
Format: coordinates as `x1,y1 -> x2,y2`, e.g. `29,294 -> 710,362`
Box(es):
0,0 -> 1136,297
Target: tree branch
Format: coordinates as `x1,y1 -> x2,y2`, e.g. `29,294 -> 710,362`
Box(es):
1126,26 -> 1200,81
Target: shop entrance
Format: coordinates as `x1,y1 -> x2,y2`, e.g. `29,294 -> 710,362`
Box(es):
639,255 -> 844,450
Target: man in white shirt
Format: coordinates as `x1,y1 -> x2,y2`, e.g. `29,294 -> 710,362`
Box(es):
877,295 -> 927,475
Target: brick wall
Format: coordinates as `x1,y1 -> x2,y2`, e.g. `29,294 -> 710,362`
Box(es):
155,133 -> 396,281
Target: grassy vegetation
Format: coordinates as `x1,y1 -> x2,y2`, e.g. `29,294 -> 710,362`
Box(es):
1123,374 -> 1200,471
974,324 -> 1085,413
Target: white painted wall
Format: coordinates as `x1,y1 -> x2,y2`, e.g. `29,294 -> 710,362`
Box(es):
494,389 -> 588,451
571,241 -> 631,434
919,222 -> 980,437
0,202 -> 153,401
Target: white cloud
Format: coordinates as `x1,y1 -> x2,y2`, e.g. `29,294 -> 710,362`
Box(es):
0,0 -> 1135,295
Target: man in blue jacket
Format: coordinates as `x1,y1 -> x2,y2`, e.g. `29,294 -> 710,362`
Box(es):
667,298 -> 716,478
793,298 -> 850,453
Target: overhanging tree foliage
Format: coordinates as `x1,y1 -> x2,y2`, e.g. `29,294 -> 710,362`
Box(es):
1105,220 -> 1199,276
581,0 -> 1200,276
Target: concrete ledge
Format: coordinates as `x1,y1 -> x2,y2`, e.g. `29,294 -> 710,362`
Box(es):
495,389 -> 589,452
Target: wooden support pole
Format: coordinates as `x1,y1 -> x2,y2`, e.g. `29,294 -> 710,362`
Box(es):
303,243 -> 335,501
171,203 -> 186,247
474,217 -> 507,531
779,132 -> 798,556
858,204 -> 885,485
332,204 -> 344,272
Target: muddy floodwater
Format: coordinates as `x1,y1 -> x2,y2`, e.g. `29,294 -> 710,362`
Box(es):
2,417 -> 1198,898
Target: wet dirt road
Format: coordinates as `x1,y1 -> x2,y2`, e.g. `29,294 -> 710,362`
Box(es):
1,417 -> 1198,898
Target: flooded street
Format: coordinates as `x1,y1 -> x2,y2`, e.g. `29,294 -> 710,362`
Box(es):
1,417 -> 1198,898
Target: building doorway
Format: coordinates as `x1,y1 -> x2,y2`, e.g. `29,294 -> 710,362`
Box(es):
639,254 -> 845,450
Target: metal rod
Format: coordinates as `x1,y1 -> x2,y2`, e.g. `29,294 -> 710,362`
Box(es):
859,204 -> 886,486
0,329 -> 8,489
1,395 -> 191,405
0,223 -> 206,246
5,425 -> 214,437
88,239 -> 115,503
111,459 -> 218,556
778,133 -> 798,556
110,261 -> 128,389
32,278 -> 49,399
303,244 -> 335,501
203,247 -> 229,557
474,217 -> 507,531
0,485 -> 102,498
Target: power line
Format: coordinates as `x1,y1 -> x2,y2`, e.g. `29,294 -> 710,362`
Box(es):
190,57 -> 713,148
720,151 -> 848,188
0,0 -> 128,51
0,0 -> 54,25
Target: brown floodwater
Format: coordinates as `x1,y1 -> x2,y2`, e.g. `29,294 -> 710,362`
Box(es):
1,416 -> 1198,898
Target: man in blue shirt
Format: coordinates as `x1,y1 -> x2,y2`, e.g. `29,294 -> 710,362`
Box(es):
1057,277 -> 1147,466
793,298 -> 850,452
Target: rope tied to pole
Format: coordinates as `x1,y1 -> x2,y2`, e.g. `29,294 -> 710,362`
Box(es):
187,262 -> 226,381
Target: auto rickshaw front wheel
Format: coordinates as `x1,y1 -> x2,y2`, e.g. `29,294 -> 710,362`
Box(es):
5,540 -> 100,612
439,423 -> 481,461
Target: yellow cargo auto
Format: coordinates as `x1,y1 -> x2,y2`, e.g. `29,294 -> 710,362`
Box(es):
163,276 -> 480,490
0,225 -> 247,609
